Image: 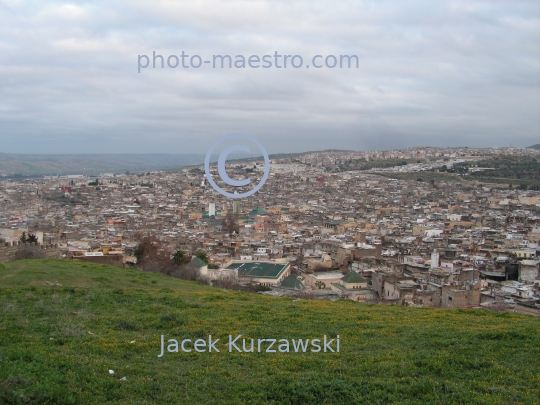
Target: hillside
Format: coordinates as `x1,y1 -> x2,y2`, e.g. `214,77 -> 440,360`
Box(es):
528,144 -> 540,150
452,155 -> 540,188
0,153 -> 207,177
1,260 -> 539,404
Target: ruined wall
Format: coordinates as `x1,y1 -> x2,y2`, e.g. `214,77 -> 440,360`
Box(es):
72,255 -> 124,267
0,241 -> 61,263
415,290 -> 442,307
441,283 -> 481,308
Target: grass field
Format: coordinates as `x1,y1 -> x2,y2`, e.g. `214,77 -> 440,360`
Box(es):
1,260 -> 539,404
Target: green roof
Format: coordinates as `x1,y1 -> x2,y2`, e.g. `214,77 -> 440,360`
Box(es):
277,275 -> 306,290
249,206 -> 267,216
227,261 -> 289,279
325,220 -> 341,226
188,257 -> 207,268
341,271 -> 366,284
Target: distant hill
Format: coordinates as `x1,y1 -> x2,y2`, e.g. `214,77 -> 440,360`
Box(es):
528,144 -> 540,150
0,153 -> 207,177
178,149 -> 355,169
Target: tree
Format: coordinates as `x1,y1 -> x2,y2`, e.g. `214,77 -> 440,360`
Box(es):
196,251 -> 209,264
172,250 -> 190,266
134,236 -> 156,263
134,235 -> 174,275
19,232 -> 38,244
222,212 -> 239,235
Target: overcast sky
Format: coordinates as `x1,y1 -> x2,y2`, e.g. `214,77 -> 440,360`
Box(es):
1,0 -> 539,154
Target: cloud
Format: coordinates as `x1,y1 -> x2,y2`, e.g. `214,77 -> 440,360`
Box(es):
0,0 -> 538,153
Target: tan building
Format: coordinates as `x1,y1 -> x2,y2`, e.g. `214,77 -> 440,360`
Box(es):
383,279 -> 418,304
414,288 -> 442,307
304,271 -> 343,290
0,228 -> 43,244
441,283 -> 481,308
336,243 -> 381,266
330,271 -> 368,294
307,254 -> 332,270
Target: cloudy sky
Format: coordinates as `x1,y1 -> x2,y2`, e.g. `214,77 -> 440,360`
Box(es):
1,0 -> 539,154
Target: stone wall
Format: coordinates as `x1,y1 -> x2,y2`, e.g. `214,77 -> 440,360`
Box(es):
72,254 -> 124,267
0,241 -> 62,263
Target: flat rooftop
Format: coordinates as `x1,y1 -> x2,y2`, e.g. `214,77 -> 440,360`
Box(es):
309,272 -> 343,280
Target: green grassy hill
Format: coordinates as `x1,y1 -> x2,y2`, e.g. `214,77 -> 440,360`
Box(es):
1,260 -> 539,404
